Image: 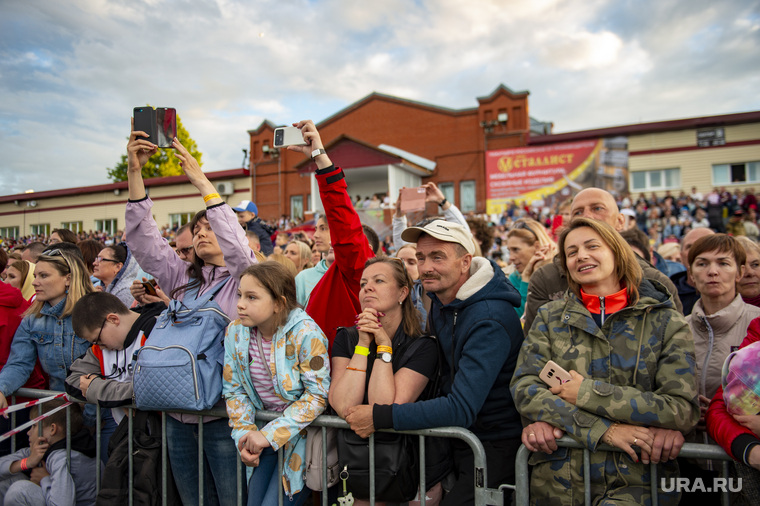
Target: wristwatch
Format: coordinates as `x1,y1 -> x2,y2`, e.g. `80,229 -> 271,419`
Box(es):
377,352 -> 392,363
311,148 -> 327,159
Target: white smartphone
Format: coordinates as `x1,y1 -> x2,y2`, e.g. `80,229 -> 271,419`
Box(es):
539,360 -> 573,387
273,126 -> 307,148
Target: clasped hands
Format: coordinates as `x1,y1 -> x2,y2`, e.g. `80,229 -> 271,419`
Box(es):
238,430 -> 271,467
355,308 -> 390,347
523,370 -> 685,463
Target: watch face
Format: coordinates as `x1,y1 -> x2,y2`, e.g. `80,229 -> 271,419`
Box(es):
379,352 -> 392,363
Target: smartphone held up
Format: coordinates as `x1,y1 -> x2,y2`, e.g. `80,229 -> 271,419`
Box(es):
273,126 -> 307,148
133,106 -> 177,148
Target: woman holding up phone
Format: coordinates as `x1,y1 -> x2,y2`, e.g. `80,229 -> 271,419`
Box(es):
125,119 -> 257,506
510,218 -> 699,505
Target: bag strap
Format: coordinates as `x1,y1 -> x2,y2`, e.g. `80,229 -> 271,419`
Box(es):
174,276 -> 231,314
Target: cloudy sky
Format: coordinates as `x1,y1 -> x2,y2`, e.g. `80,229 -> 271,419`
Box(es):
1,0 -> 758,195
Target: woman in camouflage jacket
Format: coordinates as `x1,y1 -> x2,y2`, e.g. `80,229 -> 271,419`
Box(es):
511,218 -> 699,506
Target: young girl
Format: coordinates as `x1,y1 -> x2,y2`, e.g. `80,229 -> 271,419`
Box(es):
223,262 -> 330,506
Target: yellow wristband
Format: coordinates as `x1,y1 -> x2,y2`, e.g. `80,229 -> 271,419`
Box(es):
354,345 -> 369,356
203,192 -> 221,203
377,345 -> 393,354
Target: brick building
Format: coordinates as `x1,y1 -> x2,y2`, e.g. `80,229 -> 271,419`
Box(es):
247,84 -> 545,221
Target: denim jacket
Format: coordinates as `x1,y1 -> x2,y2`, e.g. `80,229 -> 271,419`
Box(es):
0,298 -> 91,395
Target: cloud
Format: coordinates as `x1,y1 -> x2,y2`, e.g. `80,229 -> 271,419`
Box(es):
0,0 -> 758,195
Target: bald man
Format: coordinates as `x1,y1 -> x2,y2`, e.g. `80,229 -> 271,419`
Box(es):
522,188 -> 683,333
670,227 -> 715,315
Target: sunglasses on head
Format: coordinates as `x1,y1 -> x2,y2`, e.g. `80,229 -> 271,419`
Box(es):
512,221 -> 539,240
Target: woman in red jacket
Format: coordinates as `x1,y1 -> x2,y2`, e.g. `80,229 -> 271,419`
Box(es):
706,316 -> 760,500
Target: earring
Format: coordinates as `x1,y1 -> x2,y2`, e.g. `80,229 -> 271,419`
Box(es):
399,300 -> 402,305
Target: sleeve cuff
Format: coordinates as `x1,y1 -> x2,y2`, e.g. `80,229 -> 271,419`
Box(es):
127,196 -> 149,203
315,164 -> 336,176
731,433 -> 760,464
373,404 -> 394,430
206,202 -> 225,210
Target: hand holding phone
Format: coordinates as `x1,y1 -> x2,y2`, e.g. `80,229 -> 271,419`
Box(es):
539,360 -> 573,388
273,126 -> 307,148
133,107 -> 177,148
142,278 -> 158,297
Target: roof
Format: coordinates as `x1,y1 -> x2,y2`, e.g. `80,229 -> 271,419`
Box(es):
0,168 -> 250,203
529,110 -> 760,145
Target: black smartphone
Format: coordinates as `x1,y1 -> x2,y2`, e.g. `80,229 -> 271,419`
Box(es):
133,107 -> 177,148
133,107 -> 156,144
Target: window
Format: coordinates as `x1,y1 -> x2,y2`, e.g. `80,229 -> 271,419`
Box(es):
629,168 -> 680,192
713,161 -> 760,185
290,195 -> 304,221
307,194 -> 312,212
60,221 -> 83,233
169,213 -> 195,228
95,219 -> 118,236
460,180 -> 476,213
30,224 -> 50,237
0,226 -> 19,239
438,183 -> 454,206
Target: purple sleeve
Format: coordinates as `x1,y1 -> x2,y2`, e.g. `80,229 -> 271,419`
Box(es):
205,203 -> 257,279
125,198 -> 189,293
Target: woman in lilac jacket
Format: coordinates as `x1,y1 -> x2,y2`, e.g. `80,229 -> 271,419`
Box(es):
125,120 -> 257,506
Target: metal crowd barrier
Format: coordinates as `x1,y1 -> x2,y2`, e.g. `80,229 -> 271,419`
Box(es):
11,388 -> 510,506
514,436 -> 736,506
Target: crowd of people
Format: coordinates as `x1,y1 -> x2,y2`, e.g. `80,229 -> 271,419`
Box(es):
2,117 -> 760,506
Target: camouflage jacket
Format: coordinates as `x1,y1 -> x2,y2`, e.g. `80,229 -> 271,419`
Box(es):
510,279 -> 699,505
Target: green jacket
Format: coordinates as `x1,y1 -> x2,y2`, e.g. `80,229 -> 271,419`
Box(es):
510,279 -> 699,505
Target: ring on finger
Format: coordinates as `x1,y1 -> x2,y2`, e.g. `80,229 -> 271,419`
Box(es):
633,437 -> 638,445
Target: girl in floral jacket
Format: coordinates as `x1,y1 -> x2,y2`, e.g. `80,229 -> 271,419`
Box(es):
223,262 -> 330,506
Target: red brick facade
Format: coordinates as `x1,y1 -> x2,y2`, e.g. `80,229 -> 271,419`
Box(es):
247,85 -> 532,220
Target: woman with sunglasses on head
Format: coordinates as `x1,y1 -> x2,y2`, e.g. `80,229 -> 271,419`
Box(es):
510,218 -> 698,505
0,248 -> 93,411
506,218 -> 557,321
92,244 -> 141,307
125,119 -> 257,506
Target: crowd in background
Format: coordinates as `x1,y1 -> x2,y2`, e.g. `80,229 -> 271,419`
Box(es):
4,128 -> 760,506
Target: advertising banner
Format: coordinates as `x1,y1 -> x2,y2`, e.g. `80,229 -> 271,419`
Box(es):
485,140 -> 603,213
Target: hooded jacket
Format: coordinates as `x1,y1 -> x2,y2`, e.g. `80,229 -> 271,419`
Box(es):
0,283 -> 47,398
222,308 -> 330,497
103,246 -> 142,307
374,257 -> 524,441
66,302 -> 165,417
687,294 -> 760,400
511,280 -> 698,505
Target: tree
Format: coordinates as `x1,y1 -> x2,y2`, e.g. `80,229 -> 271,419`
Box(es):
107,113 -> 203,182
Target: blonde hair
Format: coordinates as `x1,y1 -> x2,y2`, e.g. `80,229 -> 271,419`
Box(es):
657,242 -> 681,261
26,249 -> 94,318
287,240 -> 313,271
268,253 -> 298,278
736,236 -> 760,262
558,218 -> 643,305
506,218 -> 558,262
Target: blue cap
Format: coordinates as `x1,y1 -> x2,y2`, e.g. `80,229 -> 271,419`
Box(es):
232,200 -> 258,215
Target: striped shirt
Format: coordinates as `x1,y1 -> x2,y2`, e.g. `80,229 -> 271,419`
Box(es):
248,328 -> 288,412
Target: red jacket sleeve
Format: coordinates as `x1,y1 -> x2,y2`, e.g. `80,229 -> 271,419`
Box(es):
706,317 -> 760,461
305,166 -> 374,351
